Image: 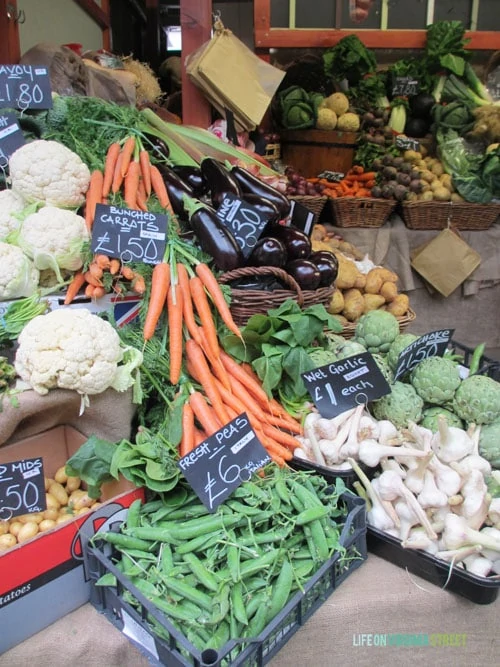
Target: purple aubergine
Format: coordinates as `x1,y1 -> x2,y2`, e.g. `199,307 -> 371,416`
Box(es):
286,259 -> 321,290
231,165 -> 291,218
309,250 -> 339,286
187,201 -> 243,271
155,164 -> 194,217
172,165 -> 207,198
264,223 -> 312,261
241,193 -> 281,224
200,157 -> 242,208
247,237 -> 287,268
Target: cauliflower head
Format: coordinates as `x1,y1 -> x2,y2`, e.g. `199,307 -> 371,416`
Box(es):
478,421 -> 500,469
0,189 -> 25,240
420,406 -> 463,432
354,310 -> 400,353
386,332 -> 419,371
316,108 -> 337,131
0,241 -> 39,299
410,356 -> 462,405
371,381 -> 424,429
452,374 -> 500,425
15,309 -> 125,396
322,92 -> 350,117
336,112 -> 361,132
15,206 -> 89,282
9,139 -> 91,207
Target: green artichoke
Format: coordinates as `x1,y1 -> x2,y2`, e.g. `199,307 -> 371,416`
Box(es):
478,421 -> 500,469
420,406 -> 463,431
371,381 -> 424,429
452,374 -> 500,425
410,356 -> 462,405
354,310 -> 400,354
386,333 -> 419,372
372,353 -> 394,385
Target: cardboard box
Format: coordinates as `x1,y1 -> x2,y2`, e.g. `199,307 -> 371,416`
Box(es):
0,425 -> 144,654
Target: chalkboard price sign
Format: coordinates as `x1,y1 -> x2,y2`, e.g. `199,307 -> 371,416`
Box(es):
0,457 -> 46,520
0,111 -> 25,167
318,170 -> 345,182
178,413 -> 271,512
91,204 -> 168,265
289,199 -> 315,236
392,77 -> 419,97
395,135 -> 420,152
216,192 -> 271,258
302,353 -> 391,419
393,329 -> 454,381
0,65 -> 53,110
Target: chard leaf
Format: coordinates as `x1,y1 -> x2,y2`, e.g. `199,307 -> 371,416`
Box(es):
282,347 -> 316,397
164,393 -> 185,447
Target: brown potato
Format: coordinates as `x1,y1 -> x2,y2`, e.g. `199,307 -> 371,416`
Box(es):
45,492 -> 61,511
353,273 -> 367,290
365,267 -> 399,294
0,534 -> 17,551
363,293 -> 386,313
334,253 -> 363,290
327,288 -> 344,314
0,520 -> 9,536
39,519 -> 57,532
9,521 -> 23,537
43,508 -> 59,521
387,294 -> 410,317
380,281 -> 398,302
54,466 -> 68,485
17,522 -> 39,543
48,482 -> 69,506
342,288 -> 365,322
65,476 -> 81,493
17,512 -> 44,525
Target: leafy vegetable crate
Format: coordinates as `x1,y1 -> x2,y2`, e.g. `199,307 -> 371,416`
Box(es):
86,493 -> 366,667
0,425 -> 144,654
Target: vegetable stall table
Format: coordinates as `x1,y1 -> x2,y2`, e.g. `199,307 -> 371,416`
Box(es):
1,554 -> 497,667
324,213 -> 500,349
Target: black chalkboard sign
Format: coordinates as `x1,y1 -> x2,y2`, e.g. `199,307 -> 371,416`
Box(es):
302,352 -> 391,419
0,111 -> 25,167
178,413 -> 271,512
392,77 -> 419,97
318,170 -> 345,182
393,328 -> 454,381
289,199 -> 315,236
216,192 -> 271,258
0,64 -> 52,110
91,204 -> 168,265
0,457 -> 46,520
395,135 -> 420,152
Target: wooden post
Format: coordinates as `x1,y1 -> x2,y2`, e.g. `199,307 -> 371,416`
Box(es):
145,0 -> 161,70
180,0 -> 212,128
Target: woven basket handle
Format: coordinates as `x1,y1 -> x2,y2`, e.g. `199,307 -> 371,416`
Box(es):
218,266 -> 305,307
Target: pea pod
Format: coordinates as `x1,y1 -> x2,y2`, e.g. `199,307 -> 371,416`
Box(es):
210,583 -> 230,625
182,552 -> 219,593
230,581 -> 248,625
266,559 -> 294,623
125,498 -> 143,529
162,576 -> 213,611
151,596 -> 202,623
308,519 -> 330,562
94,531 -> 156,553
169,513 -> 242,541
295,506 -> 330,526
239,549 -> 280,579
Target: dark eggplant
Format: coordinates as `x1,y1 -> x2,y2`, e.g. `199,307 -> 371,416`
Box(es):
247,237 -> 287,268
241,193 -> 281,224
285,259 -> 321,291
264,223 -> 311,261
309,250 -> 339,287
147,137 -> 170,160
155,164 -> 194,217
231,165 -> 291,218
200,157 -> 242,208
172,165 -> 207,198
230,275 -> 286,291
187,201 -> 243,271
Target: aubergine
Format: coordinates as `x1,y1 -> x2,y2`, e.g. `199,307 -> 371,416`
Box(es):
264,223 -> 312,261
155,164 -> 194,217
200,157 -> 242,208
231,165 -> 291,218
247,237 -> 287,268
309,250 -> 339,287
172,165 -> 207,198
241,193 -> 281,224
285,259 -> 321,291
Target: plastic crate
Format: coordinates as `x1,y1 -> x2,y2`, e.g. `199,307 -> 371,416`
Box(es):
449,339 -> 500,382
86,493 -> 366,667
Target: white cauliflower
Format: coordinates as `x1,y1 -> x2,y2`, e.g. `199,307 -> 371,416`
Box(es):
0,189 -> 25,240
15,308 -> 142,398
9,139 -> 91,208
14,206 -> 89,282
0,241 -> 39,299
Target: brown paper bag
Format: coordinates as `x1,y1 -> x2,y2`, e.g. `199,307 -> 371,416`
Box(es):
186,22 -> 285,131
410,227 -> 481,297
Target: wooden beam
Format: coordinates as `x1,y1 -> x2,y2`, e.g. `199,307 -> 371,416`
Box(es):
73,0 -> 110,30
0,0 -> 21,62
180,0 -> 212,128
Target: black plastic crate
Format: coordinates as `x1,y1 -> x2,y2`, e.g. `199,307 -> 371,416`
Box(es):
367,527 -> 500,605
86,493 -> 366,667
449,339 -> 500,381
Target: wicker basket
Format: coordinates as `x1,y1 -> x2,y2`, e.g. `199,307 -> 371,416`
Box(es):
339,307 -> 417,340
327,197 -> 397,228
218,265 -> 335,326
288,195 -> 327,225
401,201 -> 500,231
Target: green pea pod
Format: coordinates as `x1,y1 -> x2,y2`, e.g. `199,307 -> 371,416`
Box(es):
162,576 -> 213,611
266,559 -> 294,623
469,342 -> 486,376
210,583 -> 230,625
227,542 -> 240,583
125,498 -> 143,529
94,531 -> 155,553
239,549 -> 280,579
206,620 -> 230,650
230,582 -> 248,625
159,543 -> 174,573
295,506 -> 330,526
247,596 -> 270,637
308,519 -> 330,562
151,597 -> 202,623
182,553 -> 219,593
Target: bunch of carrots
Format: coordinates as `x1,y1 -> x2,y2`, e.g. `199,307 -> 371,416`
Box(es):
308,165 -> 377,198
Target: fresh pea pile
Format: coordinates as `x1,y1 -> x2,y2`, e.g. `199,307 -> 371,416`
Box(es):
93,467 -> 360,654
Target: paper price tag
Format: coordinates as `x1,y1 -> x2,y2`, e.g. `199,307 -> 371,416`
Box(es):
393,329 -> 454,380
0,457 -> 46,520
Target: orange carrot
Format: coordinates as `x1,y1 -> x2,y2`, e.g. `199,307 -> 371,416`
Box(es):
88,261 -> 104,282
109,258 -> 121,275
85,170 -> 104,231
111,152 -> 125,194
120,136 -> 136,178
177,262 -> 202,346
193,427 -> 207,447
64,270 -> 86,305
124,160 -> 141,210
150,165 -> 175,215
179,403 -> 195,457
262,423 -> 301,450
185,339 -> 230,425
189,276 -> 220,360
84,270 -> 103,288
219,350 -> 270,407
167,282 -> 184,385
120,265 -> 136,281
189,390 -> 222,436
131,274 -> 146,295
143,262 -> 170,341
226,373 -> 269,423
200,333 -> 232,392
94,254 -> 111,270
92,285 -> 106,299
195,263 -> 242,341
136,179 -> 148,212
102,142 -> 121,198
266,414 -> 303,435
139,149 -> 152,196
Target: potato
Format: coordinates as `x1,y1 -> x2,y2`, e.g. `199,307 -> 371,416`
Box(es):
451,192 -> 465,203
39,519 -> 57,532
380,281 -> 398,302
353,272 -> 367,290
334,253 -> 362,290
0,520 -> 9,536
420,190 -> 434,201
68,489 -> 86,505
42,508 -> 59,521
17,522 -> 39,543
342,288 -> 365,322
363,294 -> 386,313
45,492 -> 61,511
327,288 -> 344,314
48,481 -> 69,506
420,169 -> 435,183
17,512 -> 43,525
0,533 -> 17,551
75,506 -> 93,515
387,294 -> 410,317
65,476 -> 81,493
54,466 -> 68,485
56,514 -> 73,525
9,521 -> 23,537
365,267 -> 398,295
72,492 -> 95,511
44,477 -> 55,491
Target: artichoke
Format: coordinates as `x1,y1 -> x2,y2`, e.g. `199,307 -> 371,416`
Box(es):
452,374 -> 500,425
386,333 -> 419,372
372,353 -> 394,385
478,421 -> 500,469
371,381 -> 424,429
354,310 -> 400,354
420,406 -> 463,431
410,356 -> 462,405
